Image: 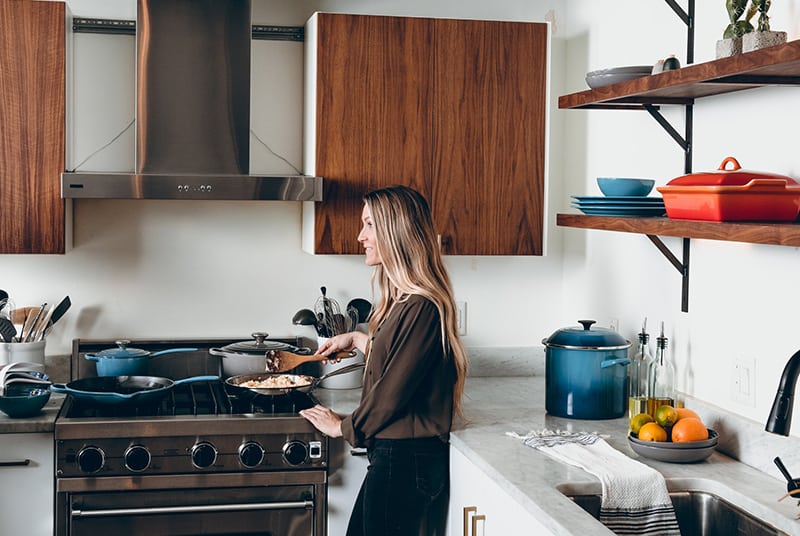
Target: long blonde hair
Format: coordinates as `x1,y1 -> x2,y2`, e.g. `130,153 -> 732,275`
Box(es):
363,185 -> 468,417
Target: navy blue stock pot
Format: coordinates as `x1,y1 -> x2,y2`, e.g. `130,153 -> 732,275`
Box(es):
542,320 -> 631,419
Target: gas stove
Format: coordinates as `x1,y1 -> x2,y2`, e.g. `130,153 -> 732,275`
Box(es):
55,337 -> 329,536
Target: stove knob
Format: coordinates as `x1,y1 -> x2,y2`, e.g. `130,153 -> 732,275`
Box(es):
191,441 -> 218,469
77,446 -> 105,474
238,441 -> 265,468
124,444 -> 151,472
282,440 -> 308,466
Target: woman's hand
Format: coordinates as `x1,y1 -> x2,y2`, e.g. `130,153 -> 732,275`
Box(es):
316,331 -> 369,363
299,404 -> 344,438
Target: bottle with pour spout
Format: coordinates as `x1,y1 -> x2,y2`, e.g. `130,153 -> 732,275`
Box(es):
647,321 -> 675,416
628,318 -> 652,419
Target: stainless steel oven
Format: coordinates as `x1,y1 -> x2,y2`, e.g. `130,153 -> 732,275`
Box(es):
55,338 -> 328,536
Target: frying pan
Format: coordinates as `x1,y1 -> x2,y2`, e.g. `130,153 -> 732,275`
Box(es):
51,375 -> 219,407
225,362 -> 365,397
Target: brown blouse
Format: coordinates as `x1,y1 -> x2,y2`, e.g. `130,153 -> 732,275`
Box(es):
340,294 -> 456,448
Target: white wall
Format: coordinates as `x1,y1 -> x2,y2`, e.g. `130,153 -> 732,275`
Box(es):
562,0 -> 800,432
6,0 -> 800,438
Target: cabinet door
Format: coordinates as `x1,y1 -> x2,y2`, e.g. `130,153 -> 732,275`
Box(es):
0,432 -> 55,536
448,446 -> 553,535
311,13 -> 433,254
0,0 -> 66,254
433,20 -> 547,255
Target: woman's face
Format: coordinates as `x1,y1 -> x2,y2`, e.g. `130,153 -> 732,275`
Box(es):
358,203 -> 381,266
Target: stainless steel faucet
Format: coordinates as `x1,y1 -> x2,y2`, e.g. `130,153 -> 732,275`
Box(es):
765,349 -> 800,435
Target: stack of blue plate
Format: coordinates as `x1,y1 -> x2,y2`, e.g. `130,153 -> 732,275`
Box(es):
571,196 -> 666,217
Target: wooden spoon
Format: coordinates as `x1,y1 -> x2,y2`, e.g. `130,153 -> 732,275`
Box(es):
265,349 -> 357,373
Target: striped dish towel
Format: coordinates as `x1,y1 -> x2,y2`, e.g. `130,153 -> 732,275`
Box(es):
507,430 -> 680,536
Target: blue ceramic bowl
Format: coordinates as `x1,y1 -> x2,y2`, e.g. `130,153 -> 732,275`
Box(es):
0,387 -> 51,418
597,177 -> 655,197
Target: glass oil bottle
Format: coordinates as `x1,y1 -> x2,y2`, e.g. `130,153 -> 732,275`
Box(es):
628,318 -> 652,419
647,321 -> 675,416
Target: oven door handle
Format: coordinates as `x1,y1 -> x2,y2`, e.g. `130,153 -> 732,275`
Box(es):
71,499 -> 314,518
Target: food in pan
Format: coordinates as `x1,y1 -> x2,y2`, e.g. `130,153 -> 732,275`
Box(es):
238,374 -> 311,389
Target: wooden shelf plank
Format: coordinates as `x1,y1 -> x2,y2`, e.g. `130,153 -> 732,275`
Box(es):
556,213 -> 800,247
559,40 -> 800,109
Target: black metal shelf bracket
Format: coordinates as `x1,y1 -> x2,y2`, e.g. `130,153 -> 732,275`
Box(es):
646,235 -> 690,312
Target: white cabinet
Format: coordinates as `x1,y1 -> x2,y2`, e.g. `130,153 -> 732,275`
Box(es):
327,440 -> 368,534
448,446 -> 552,536
0,433 -> 54,536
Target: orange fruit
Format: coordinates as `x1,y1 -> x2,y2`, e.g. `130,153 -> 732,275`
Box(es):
630,413 -> 654,435
671,417 -> 709,443
638,422 -> 667,442
676,407 -> 700,421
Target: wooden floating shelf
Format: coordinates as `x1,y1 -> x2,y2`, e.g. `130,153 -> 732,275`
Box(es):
556,213 -> 800,247
559,40 -> 800,110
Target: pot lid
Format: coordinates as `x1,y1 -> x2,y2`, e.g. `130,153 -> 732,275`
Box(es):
666,157 -> 798,187
543,320 -> 630,350
220,332 -> 293,353
92,340 -> 152,359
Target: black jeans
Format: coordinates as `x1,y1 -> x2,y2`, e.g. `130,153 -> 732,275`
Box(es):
346,437 -> 450,536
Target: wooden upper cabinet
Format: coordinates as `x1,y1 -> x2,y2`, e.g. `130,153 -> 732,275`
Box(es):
305,13 -> 547,255
433,19 -> 547,255
0,0 -> 66,254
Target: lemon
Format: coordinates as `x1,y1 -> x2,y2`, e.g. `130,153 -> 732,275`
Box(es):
655,405 -> 679,428
629,413 -> 654,435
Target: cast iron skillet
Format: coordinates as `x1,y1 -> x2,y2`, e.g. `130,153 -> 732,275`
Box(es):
51,375 -> 219,407
225,362 -> 365,397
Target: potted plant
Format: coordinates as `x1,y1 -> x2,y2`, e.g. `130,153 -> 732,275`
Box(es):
716,0 -> 754,58
742,0 -> 787,52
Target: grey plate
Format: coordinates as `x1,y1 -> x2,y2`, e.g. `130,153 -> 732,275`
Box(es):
585,66 -> 653,88
628,439 -> 716,463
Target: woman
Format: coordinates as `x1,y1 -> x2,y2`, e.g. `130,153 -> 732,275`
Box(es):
299,185 -> 468,536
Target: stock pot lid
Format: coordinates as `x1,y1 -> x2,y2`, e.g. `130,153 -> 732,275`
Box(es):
543,320 -> 630,350
220,332 -> 293,354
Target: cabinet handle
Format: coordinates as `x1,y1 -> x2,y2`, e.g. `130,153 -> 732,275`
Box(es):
472,514 -> 486,536
463,506 -> 477,536
0,459 -> 31,467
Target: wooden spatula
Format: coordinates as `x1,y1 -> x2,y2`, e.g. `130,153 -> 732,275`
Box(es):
265,350 -> 357,373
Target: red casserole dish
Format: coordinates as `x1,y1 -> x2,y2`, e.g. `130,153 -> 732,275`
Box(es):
656,157 -> 800,222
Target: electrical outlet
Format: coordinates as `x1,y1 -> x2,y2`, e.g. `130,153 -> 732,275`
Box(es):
609,318 -> 619,332
732,355 -> 756,407
456,301 -> 467,336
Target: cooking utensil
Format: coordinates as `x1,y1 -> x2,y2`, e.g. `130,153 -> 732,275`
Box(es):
225,362 -> 365,397
209,333 -> 312,377
0,318 -> 16,343
84,340 -> 199,377
542,319 -> 631,420
21,304 -> 46,343
315,286 -> 343,337
346,298 -> 372,324
264,349 -> 357,373
292,308 -> 320,335
50,375 -> 219,407
31,303 -> 55,342
45,296 -> 71,336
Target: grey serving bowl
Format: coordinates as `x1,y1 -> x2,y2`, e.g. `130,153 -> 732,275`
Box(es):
585,65 -> 653,89
628,429 -> 718,463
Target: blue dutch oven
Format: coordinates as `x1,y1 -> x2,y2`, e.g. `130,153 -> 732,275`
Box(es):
84,340 -> 198,377
542,320 -> 631,420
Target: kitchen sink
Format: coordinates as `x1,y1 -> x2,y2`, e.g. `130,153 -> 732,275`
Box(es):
557,483 -> 790,536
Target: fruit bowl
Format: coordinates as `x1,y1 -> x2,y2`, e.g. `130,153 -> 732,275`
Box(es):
628,429 -> 718,463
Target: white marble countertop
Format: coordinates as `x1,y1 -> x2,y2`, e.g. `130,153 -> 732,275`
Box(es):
450,376 -> 800,536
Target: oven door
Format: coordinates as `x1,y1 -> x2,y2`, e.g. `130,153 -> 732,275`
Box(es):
57,471 -> 326,536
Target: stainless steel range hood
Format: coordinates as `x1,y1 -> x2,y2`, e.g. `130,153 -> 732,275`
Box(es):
61,0 -> 321,201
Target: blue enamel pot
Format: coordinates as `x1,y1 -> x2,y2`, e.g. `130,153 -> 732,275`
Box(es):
542,320 -> 631,420
84,340 -> 198,377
